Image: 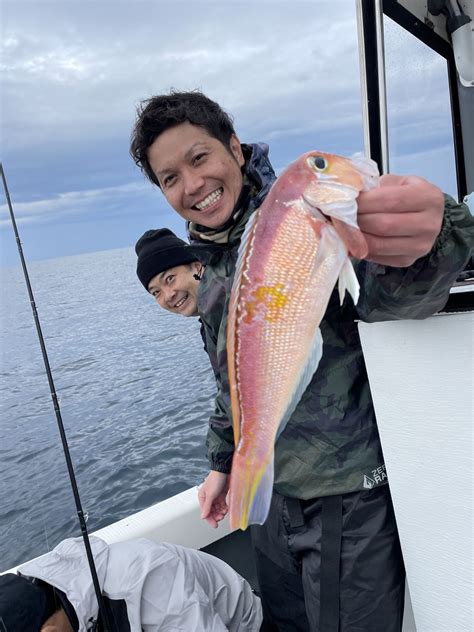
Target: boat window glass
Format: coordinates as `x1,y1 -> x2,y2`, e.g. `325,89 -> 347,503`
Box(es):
383,15 -> 457,198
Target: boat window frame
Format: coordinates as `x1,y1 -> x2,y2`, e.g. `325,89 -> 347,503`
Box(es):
359,0 -> 467,199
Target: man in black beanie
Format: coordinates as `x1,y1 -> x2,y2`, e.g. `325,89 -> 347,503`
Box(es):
135,228 -> 204,317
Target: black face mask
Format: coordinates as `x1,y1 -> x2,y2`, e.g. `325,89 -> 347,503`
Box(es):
0,573 -> 58,631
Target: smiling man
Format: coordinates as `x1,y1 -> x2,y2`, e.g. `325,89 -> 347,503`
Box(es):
147,121 -> 245,230
130,90 -> 474,632
135,227 -> 204,317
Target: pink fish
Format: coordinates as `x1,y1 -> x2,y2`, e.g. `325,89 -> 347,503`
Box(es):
227,151 -> 379,530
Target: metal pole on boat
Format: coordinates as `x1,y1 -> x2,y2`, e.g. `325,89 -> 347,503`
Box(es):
355,0 -> 390,174
0,163 -> 113,632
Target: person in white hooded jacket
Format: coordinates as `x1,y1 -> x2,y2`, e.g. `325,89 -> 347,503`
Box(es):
0,535 -> 262,631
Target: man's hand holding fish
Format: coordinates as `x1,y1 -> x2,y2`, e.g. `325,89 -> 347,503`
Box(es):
357,173 -> 445,267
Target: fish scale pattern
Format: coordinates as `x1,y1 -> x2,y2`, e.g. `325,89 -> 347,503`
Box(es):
235,213 -> 318,434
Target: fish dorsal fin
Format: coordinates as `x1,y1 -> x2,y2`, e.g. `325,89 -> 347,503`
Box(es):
276,327 -> 324,440
227,209 -> 261,446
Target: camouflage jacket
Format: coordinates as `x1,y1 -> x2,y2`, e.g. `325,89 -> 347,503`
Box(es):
192,143 -> 474,499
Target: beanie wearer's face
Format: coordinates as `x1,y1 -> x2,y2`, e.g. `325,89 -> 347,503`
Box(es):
147,261 -> 202,317
41,607 -> 73,632
147,122 -> 244,229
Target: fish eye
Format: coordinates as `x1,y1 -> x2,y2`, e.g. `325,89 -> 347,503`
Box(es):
313,156 -> 327,171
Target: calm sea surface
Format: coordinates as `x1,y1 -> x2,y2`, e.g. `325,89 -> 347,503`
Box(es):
0,247 -> 214,570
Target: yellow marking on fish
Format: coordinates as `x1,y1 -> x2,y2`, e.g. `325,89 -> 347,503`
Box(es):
242,284 -> 288,325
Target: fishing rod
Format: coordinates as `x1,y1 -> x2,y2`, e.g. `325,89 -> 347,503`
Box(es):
0,163 -> 113,632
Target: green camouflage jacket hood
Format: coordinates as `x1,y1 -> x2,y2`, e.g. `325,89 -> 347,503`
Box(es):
192,143 -> 474,499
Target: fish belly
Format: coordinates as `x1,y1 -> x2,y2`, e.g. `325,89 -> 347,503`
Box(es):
228,203 -> 348,530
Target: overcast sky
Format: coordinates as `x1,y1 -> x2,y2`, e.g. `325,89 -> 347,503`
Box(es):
0,1 -> 458,266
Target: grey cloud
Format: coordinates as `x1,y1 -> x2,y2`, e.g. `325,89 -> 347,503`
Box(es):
0,0 -> 457,253
0,181 -> 156,227
2,2 -> 361,151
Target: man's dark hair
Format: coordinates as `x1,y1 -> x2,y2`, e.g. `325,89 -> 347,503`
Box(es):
130,90 -> 237,187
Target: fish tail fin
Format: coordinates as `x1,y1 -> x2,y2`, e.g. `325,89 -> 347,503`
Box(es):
229,453 -> 274,531
338,257 -> 360,306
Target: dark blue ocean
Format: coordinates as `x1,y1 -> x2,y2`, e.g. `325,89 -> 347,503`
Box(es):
0,247 -> 214,570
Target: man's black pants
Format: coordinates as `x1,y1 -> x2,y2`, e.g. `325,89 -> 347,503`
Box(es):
251,485 -> 405,632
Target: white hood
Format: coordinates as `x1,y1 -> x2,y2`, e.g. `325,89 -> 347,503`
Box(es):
18,536 -> 262,631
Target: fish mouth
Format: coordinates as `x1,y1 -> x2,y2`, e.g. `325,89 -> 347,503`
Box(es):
303,179 -> 360,230
302,195 -> 331,223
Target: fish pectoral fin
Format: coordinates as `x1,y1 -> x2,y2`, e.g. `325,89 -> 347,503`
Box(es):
338,257 -> 360,306
330,217 -> 368,259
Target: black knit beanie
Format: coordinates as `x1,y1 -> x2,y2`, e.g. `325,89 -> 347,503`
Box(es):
135,228 -> 198,291
0,573 -> 58,631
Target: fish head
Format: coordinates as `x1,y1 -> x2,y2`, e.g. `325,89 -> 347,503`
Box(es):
295,151 -> 379,258
299,150 -> 379,223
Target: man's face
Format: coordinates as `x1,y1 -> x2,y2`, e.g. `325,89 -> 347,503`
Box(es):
148,262 -> 201,316
147,122 -> 245,229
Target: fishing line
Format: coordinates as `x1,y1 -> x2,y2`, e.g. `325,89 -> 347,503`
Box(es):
39,501 -> 51,552
0,163 -> 113,632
